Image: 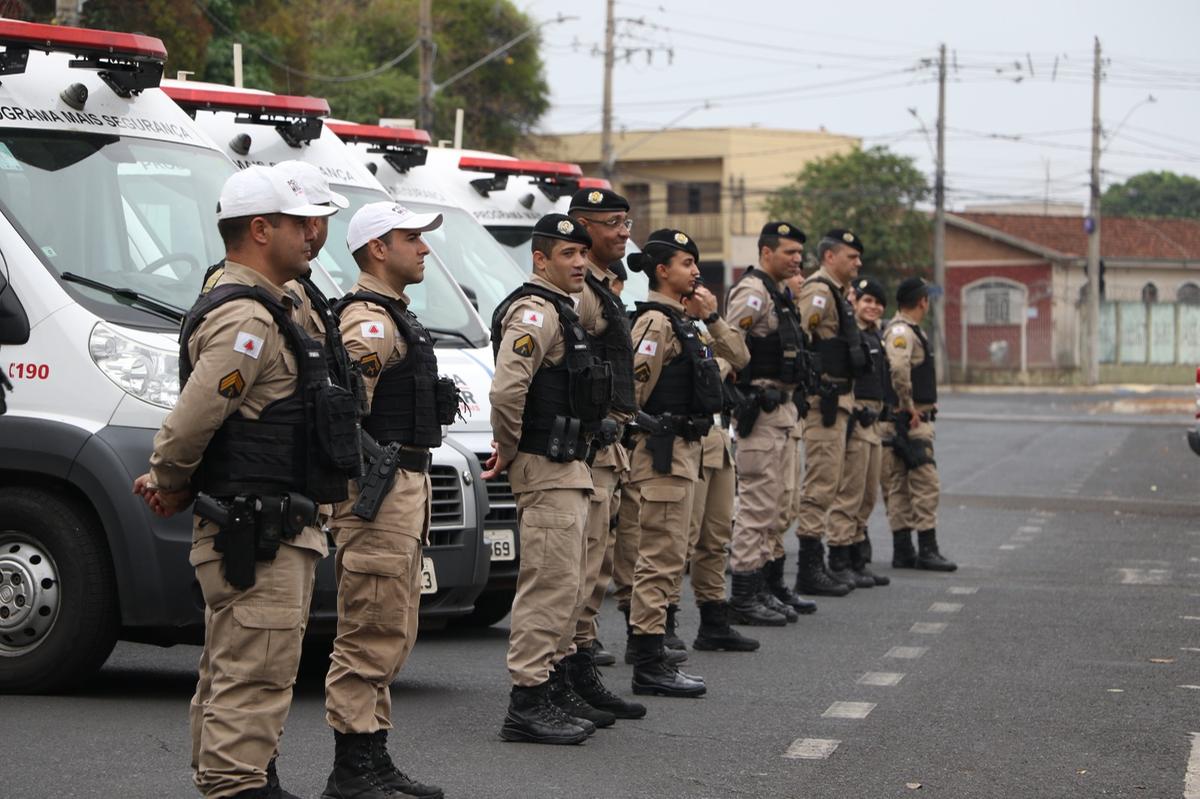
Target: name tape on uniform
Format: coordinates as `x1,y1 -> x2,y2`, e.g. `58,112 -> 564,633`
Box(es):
361,321 -> 385,339
234,331 -> 264,359
521,309 -> 544,328
637,339 -> 658,356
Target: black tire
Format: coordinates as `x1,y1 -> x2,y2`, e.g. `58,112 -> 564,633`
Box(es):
0,487 -> 119,693
456,588 -> 515,628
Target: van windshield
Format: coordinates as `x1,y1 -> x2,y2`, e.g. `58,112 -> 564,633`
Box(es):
0,130 -> 231,329
317,185 -> 487,346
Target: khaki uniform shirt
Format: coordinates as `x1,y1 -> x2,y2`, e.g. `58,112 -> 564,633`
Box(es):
884,311 -> 935,415
725,267 -> 803,429
796,266 -> 855,412
490,274 -> 593,494
149,260 -> 327,566
330,272 -> 430,539
575,258 -> 631,474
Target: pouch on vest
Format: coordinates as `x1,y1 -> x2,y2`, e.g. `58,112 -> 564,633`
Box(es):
313,382 -> 363,477
435,376 -> 464,426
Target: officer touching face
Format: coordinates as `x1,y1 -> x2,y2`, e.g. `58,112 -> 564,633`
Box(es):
133,165 -> 353,799
484,214 -> 617,745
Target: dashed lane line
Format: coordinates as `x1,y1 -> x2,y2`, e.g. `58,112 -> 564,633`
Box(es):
858,672 -> 905,687
885,646 -> 928,659
1185,733 -> 1200,799
947,586 -> 978,595
783,738 -> 841,760
910,622 -> 948,634
929,602 -> 963,614
822,702 -> 876,720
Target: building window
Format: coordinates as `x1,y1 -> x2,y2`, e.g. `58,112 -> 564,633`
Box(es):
964,279 -> 1024,325
1179,282 -> 1200,305
1141,282 -> 1159,304
984,290 -> 1011,324
667,181 -> 720,214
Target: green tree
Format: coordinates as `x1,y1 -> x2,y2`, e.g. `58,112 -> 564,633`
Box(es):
765,145 -> 931,280
1102,171 -> 1200,219
82,0 -> 213,76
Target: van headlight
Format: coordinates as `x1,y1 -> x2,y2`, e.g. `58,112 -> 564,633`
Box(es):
89,322 -> 180,409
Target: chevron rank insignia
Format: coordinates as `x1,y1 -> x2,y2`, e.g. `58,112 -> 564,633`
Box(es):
359,352 -> 382,377
218,370 -> 245,399
512,334 -> 535,357
634,362 -> 651,383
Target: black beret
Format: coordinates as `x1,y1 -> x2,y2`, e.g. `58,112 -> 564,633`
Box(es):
853,276 -> 886,306
761,221 -> 807,244
896,276 -> 929,306
532,213 -> 592,248
823,228 -> 865,254
568,186 -> 630,213
643,228 -> 699,260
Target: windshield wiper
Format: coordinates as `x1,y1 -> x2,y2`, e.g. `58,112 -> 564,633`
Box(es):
61,272 -> 186,323
424,326 -> 479,347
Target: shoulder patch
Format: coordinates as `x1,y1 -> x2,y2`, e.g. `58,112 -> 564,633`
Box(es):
747,295 -> 763,311
634,362 -> 652,383
361,320 -> 385,339
218,369 -> 245,399
512,333 -> 535,357
234,330 -> 264,359
739,315 -> 753,330
892,336 -> 907,349
521,308 -> 545,328
637,339 -> 657,356
359,352 -> 382,377
812,295 -> 827,309
808,313 -> 821,330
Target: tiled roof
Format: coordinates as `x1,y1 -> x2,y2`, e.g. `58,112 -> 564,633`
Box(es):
952,212 -> 1200,260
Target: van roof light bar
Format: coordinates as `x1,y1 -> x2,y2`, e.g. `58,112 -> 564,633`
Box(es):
163,86 -> 329,147
326,122 -> 431,173
458,156 -> 583,199
0,20 -> 167,96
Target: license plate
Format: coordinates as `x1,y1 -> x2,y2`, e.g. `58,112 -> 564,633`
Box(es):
420,557 -> 437,595
484,529 -> 516,561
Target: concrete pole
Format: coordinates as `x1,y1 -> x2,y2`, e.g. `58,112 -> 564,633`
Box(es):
600,0 -> 615,180
418,0 -> 434,132
933,43 -> 948,383
1085,36 -> 1103,385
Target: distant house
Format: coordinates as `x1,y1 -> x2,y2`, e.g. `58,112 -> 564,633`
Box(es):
944,212 -> 1200,381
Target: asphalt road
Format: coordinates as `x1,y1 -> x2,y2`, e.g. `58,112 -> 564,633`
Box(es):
4,389 -> 1199,799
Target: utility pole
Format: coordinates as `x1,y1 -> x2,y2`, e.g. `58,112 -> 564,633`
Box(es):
1085,36 -> 1102,385
600,0 -> 616,180
418,0 -> 434,132
933,43 -> 948,382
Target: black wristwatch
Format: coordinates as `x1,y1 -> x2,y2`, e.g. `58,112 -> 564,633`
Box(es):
703,311 -> 720,325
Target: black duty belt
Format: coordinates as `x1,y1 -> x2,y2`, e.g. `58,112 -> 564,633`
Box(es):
390,446 -> 433,473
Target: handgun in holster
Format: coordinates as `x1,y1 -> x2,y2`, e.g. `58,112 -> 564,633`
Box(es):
546,415 -> 583,463
586,418 -> 620,465
197,494 -> 260,591
635,411 -> 675,474
354,431 -> 402,521
735,388 -> 762,438
817,382 -> 840,428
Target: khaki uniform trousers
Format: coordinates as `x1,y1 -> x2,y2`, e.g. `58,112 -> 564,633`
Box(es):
567,464 -> 621,650
611,477 -> 640,610
630,475 -> 697,634
794,404 -> 850,540
880,419 -> 940,531
670,459 -> 735,606
190,543 -> 318,798
827,420 -> 880,546
774,423 -> 805,557
856,437 -> 883,538
730,405 -> 796,572
507,487 -> 589,686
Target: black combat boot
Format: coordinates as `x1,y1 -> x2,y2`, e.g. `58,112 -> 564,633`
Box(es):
693,600 -> 760,652
764,556 -> 818,615
265,758 -> 301,799
795,538 -> 853,597
829,545 -> 874,588
728,571 -> 787,626
548,662 -> 614,730
499,682 -> 590,745
564,644 -> 647,719
624,603 -> 687,665
916,529 -> 958,572
629,633 -> 706,698
664,604 -> 687,652
851,540 -> 889,586
368,730 -> 443,798
861,528 -> 873,563
755,569 -> 800,621
593,637 -> 616,667
322,731 -> 391,799
892,528 -> 917,568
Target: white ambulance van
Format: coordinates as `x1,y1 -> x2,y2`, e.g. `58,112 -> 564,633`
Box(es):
160,81 -> 490,624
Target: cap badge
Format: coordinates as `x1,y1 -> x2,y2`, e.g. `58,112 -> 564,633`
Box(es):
778,224 -> 790,235
557,220 -> 574,235
842,231 -> 855,243
286,178 -> 303,197
858,280 -> 867,289
674,232 -> 689,245
588,190 -> 603,204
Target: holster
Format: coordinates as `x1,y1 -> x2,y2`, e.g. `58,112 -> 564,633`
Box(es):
354,433 -> 402,521
818,384 -> 839,428
735,397 -> 762,438
198,492 -> 317,590
647,429 -> 675,474
586,419 -> 620,465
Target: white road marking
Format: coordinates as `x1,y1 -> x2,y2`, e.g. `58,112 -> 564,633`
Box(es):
1117,568 -> 1170,585
1017,525 -> 1042,533
1186,732 -> 1200,799
858,672 -> 905,687
910,622 -> 948,634
1180,685 -> 1200,690
1106,688 -> 1124,693
929,602 -> 963,614
1182,616 -> 1200,621
999,544 -> 1021,550
886,646 -> 928,659
948,586 -> 978,595
1182,648 -> 1200,653
823,701 -> 876,719
783,738 -> 840,760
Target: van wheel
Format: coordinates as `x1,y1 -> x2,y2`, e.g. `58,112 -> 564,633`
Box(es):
458,589 -> 515,627
0,487 -> 119,693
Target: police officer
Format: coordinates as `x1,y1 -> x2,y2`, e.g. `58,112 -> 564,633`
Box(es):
793,229 -> 871,596
134,165 -> 350,799
726,222 -> 813,624
775,269 -> 807,581
882,277 -> 957,571
317,202 -> 449,799
625,228 -> 727,697
825,277 -> 890,588
558,187 -> 645,718
484,213 -> 614,744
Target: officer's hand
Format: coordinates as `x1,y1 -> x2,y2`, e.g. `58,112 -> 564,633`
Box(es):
684,285 -> 718,320
132,473 -> 156,501
905,406 -> 922,433
481,441 -> 510,479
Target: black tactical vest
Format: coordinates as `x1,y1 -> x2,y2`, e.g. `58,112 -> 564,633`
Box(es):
888,320 -> 938,405
633,301 -> 724,417
178,283 -> 359,504
491,284 -> 613,456
336,290 -> 444,449
808,276 -> 869,381
855,325 -> 888,402
584,271 -> 636,414
731,267 -> 806,386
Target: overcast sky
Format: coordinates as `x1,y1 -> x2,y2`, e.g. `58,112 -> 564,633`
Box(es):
521,0 -> 1200,212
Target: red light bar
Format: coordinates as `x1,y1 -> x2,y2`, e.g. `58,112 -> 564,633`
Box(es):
459,156 -> 582,180
0,19 -> 166,60
326,122 -> 432,146
163,86 -> 329,118
577,177 -> 612,190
